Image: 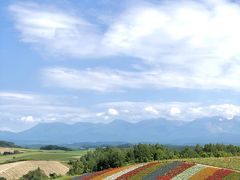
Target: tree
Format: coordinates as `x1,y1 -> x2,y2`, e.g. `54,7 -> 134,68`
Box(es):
133,144 -> 153,162
180,147 -> 199,158
194,144 -> 203,154
19,168 -> 48,180
40,145 -> 72,151
68,160 -> 84,175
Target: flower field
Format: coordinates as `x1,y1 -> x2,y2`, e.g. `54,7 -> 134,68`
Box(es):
73,161 -> 240,180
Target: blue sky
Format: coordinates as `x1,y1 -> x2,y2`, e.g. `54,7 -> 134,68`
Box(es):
1,0 -> 240,131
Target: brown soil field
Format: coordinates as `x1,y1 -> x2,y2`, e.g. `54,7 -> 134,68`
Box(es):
0,148 -> 14,155
0,161 -> 69,180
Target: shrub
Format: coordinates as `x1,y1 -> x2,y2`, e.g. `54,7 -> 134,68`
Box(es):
49,173 -> 59,179
19,168 -> 48,180
68,160 -> 84,175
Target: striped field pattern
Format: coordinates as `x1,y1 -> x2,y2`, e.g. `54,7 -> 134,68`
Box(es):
73,161 -> 240,180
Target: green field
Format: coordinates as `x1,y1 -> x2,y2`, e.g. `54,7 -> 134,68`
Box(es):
0,148 -> 89,164
185,156 -> 240,171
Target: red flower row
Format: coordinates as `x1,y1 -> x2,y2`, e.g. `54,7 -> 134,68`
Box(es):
81,168 -> 113,180
156,175 -> 171,180
164,162 -> 194,178
206,169 -> 233,180
116,162 -> 160,180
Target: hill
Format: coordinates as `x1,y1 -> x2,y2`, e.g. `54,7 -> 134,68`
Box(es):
0,141 -> 19,148
0,117 -> 240,145
69,160 -> 240,180
0,161 -> 69,180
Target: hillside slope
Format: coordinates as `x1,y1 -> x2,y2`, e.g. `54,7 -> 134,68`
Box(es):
0,161 -> 69,180
72,160 -> 240,180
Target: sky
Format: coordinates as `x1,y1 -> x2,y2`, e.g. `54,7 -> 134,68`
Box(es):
1,0 -> 240,132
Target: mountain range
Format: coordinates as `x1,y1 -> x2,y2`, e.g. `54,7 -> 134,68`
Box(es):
0,117 -> 240,145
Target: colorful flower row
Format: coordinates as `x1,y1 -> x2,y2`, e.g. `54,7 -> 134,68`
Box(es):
104,163 -> 146,180
79,168 -> 113,180
171,164 -> 206,180
206,169 -> 233,180
189,166 -> 219,180
93,165 -> 134,180
142,161 -> 183,180
74,161 -> 240,180
116,162 -> 159,180
165,162 -> 195,178
130,162 -> 167,180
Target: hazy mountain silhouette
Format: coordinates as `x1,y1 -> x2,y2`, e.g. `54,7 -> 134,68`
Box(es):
0,117 -> 240,145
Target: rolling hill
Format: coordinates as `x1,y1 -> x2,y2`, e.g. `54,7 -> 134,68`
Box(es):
0,161 -> 69,180
67,160 -> 240,180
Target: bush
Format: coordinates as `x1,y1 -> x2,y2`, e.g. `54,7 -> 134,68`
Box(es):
40,145 -> 72,151
68,160 -> 84,175
0,177 -> 6,180
49,173 -> 59,179
19,168 -> 48,180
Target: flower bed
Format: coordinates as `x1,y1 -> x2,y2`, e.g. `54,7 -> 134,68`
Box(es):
103,163 -> 146,180
189,167 -> 219,180
223,172 -> 240,180
156,175 -> 171,180
92,165 -> 134,180
116,162 -> 159,179
142,161 -> 183,180
206,169 -> 233,180
164,162 -> 195,178
172,164 -> 206,180
131,162 -> 167,180
80,168 -> 113,180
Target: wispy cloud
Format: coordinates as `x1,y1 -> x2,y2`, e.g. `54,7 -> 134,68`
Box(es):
43,67 -> 240,91
0,92 -> 35,100
1,91 -> 240,131
9,2 -> 103,57
9,0 -> 240,92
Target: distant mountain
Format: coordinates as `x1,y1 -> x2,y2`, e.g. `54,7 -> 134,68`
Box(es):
0,117 -> 240,145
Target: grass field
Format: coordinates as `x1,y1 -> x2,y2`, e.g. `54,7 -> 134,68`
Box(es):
0,148 -> 88,164
185,156 -> 240,171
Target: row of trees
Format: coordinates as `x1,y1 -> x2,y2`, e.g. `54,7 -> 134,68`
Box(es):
40,145 -> 72,151
68,143 -> 240,175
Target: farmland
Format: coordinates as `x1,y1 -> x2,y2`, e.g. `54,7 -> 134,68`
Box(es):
0,161 -> 69,180
186,156 -> 240,171
1,144 -> 240,179
0,148 -> 88,164
66,160 -> 240,180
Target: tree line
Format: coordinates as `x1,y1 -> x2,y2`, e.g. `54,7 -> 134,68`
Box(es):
68,143 -> 240,175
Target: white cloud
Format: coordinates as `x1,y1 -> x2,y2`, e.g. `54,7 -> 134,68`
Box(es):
107,108 -> 119,116
169,107 -> 181,116
43,67 -> 240,92
209,104 -> 240,120
144,106 -> 159,115
0,92 -> 35,100
14,1 -> 237,91
9,2 -> 103,57
100,101 -> 240,122
1,92 -> 240,131
20,116 -> 35,123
